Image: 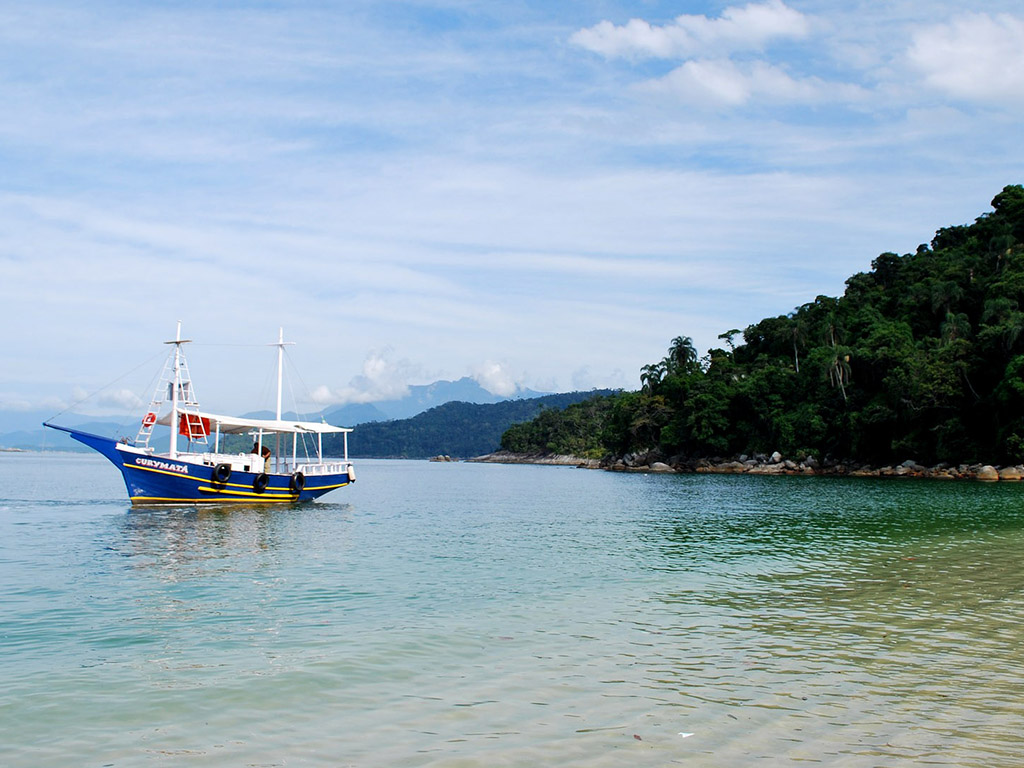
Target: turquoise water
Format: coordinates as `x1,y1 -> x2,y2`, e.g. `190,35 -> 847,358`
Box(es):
2,453 -> 1023,767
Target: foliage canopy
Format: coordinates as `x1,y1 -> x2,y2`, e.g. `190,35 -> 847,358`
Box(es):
323,390 -> 616,459
502,185 -> 1024,466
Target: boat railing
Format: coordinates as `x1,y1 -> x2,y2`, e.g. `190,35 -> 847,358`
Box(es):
295,460 -> 351,476
196,452 -> 268,474
188,452 -> 351,477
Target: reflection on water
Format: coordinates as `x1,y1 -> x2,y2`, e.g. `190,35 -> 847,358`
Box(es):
114,503 -> 353,577
1,456 -> 1023,767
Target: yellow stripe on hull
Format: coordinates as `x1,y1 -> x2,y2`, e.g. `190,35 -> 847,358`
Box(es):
195,482 -> 350,497
129,495 -> 298,505
197,485 -> 297,499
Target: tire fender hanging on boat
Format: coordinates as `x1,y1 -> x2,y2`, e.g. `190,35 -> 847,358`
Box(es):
253,473 -> 269,493
212,463 -> 231,483
289,472 -> 305,492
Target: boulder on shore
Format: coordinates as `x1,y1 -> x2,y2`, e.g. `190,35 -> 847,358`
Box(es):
977,465 -> 999,482
999,466 -> 1022,482
469,451 -> 1022,482
748,462 -> 786,475
469,451 -> 598,467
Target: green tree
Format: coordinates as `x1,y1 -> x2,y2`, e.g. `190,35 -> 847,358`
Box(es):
500,185 -> 1024,466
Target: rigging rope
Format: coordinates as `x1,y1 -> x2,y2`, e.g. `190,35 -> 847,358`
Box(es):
44,350 -> 166,424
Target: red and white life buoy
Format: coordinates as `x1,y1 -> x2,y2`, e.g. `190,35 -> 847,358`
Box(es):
141,412 -> 157,428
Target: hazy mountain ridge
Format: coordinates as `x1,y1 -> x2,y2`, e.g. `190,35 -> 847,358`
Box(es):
0,377 -> 551,451
324,390 -> 618,459
323,376 -> 547,422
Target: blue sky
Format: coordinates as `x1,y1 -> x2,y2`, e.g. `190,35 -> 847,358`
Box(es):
2,0 -> 1023,419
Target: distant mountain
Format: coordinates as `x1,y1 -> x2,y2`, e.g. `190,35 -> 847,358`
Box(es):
241,402 -> 388,426
323,377 -> 547,423
0,409 -> 133,434
316,402 -> 389,426
0,377 -> 550,451
0,411 -> 137,452
322,390 -> 617,459
0,410 -> 60,434
246,377 -> 539,426
1,429 -> 74,451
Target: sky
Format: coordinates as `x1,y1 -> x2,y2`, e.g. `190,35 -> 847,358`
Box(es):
2,0 -> 1023,420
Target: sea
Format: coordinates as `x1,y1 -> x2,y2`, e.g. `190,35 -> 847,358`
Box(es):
1,452 -> 1023,767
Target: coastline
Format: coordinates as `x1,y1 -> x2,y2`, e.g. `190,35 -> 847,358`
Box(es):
469,450 -> 1024,482
469,451 -> 602,468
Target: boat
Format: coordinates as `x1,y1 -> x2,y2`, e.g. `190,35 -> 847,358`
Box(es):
44,324 -> 355,505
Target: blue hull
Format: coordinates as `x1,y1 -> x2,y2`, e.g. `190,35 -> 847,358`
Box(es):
46,424 -> 352,505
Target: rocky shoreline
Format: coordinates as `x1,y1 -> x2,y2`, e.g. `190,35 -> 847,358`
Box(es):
469,450 -> 1024,482
469,451 -> 602,468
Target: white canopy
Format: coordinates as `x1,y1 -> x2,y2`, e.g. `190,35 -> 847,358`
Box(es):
157,410 -> 352,436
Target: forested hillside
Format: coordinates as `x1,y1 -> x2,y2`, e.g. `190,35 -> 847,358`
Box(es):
502,185 -> 1024,466
322,390 -> 616,459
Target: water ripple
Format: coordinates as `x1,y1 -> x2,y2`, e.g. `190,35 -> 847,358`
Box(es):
1,458 -> 1023,766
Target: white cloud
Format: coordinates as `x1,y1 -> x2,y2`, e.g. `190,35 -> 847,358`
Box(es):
309,385 -> 335,405
569,366 -> 629,392
908,12 -> 1024,104
1,1 -> 1023,415
643,58 -> 860,106
570,0 -> 809,60
65,386 -> 143,413
310,349 -> 419,405
97,388 -> 145,411
569,2 -> 868,109
471,361 -> 518,397
0,396 -> 35,412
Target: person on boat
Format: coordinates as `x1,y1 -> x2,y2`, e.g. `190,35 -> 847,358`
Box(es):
251,442 -> 272,461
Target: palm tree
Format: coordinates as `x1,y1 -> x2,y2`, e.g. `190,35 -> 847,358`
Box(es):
931,279 -> 964,316
829,353 -> 852,402
789,316 -> 808,373
1002,311 -> 1024,352
640,362 -> 665,393
826,322 -> 851,402
665,336 -> 699,375
940,312 -> 971,345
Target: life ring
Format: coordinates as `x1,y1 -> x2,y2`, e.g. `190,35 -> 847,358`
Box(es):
141,412 -> 157,428
289,472 -> 305,492
253,473 -> 269,493
212,463 -> 231,483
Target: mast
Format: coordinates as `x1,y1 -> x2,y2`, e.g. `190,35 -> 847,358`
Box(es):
276,328 -> 284,420
166,321 -> 189,459
170,342 -> 179,459
271,327 -> 294,472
